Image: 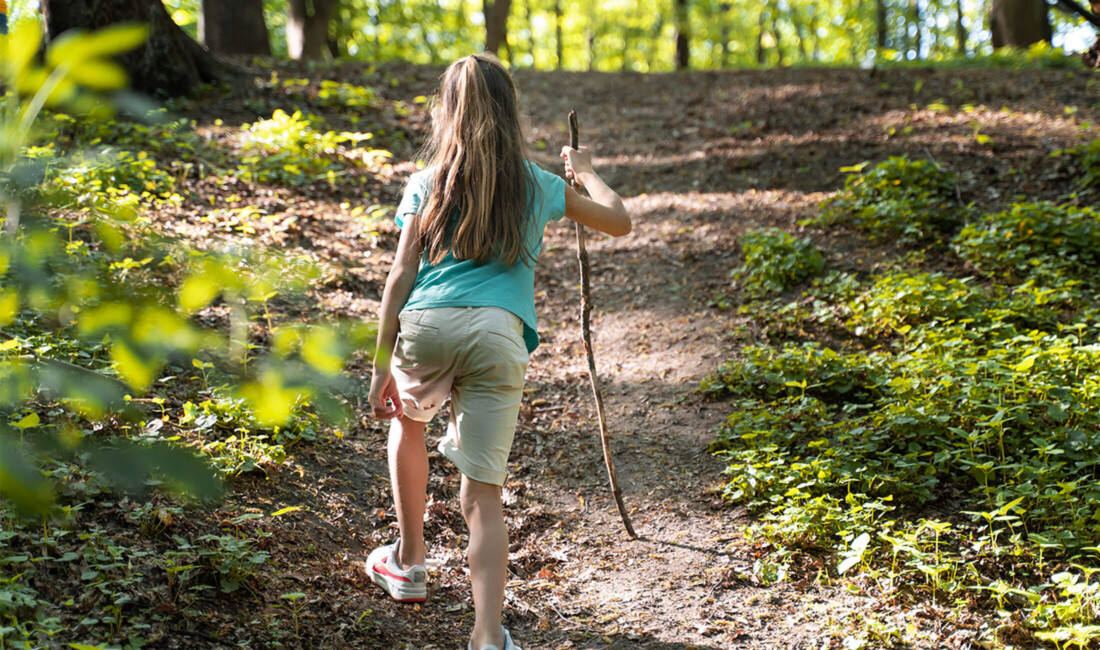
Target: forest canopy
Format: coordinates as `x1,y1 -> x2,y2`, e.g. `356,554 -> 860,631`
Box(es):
5,0 -> 1100,71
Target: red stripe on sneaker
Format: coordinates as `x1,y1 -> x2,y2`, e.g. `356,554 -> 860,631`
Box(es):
374,562 -> 412,583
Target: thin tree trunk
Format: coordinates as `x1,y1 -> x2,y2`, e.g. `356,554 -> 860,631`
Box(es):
909,0 -> 922,58
485,0 -> 512,55
793,7 -> 807,61
326,0 -> 347,59
621,25 -> 631,71
288,0 -> 338,60
717,1 -> 731,68
555,0 -> 564,69
201,0 -> 270,56
674,0 -> 690,69
810,6 -> 820,60
524,0 -> 533,66
649,10 -> 663,70
756,7 -> 766,65
41,0 -> 227,97
586,7 -> 596,71
771,5 -> 784,64
877,0 -> 888,50
955,0 -> 968,55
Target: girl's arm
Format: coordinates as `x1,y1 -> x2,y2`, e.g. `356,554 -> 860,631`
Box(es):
369,219 -> 423,419
560,146 -> 631,237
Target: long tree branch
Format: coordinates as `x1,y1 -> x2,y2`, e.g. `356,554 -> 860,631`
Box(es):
1052,0 -> 1100,30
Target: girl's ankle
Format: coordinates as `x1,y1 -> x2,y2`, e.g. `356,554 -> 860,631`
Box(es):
396,539 -> 425,569
469,626 -> 504,650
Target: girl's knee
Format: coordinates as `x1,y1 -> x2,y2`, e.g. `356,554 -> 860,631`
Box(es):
460,476 -> 501,519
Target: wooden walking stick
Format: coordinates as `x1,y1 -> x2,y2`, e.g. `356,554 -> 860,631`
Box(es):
568,109 -> 637,539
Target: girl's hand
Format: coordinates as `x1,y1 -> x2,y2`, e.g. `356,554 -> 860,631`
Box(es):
561,146 -> 594,186
369,366 -> 404,419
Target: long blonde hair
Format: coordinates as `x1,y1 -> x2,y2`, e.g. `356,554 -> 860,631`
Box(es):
416,53 -> 533,267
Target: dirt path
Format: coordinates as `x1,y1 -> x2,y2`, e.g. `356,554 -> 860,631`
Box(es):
176,65 -> 1097,649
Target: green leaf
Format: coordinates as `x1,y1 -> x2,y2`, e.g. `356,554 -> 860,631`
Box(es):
1013,356 -> 1036,373
2,19 -> 44,83
47,24 -> 149,69
13,413 -> 39,429
68,59 -> 128,90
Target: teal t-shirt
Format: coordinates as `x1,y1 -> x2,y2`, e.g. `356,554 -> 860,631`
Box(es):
394,161 -> 567,353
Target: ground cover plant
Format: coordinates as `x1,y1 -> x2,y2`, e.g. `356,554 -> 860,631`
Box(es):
704,147 -> 1100,647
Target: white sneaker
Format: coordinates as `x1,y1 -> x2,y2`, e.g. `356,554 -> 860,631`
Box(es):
468,626 -> 521,650
365,541 -> 427,603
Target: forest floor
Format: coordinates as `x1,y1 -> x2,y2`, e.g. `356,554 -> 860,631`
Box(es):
210,62 -> 1095,649
18,61 -> 1099,649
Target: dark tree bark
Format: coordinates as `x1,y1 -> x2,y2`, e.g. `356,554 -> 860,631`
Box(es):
41,0 -> 226,97
989,0 -> 1052,48
288,0 -> 338,60
484,0 -> 512,55
717,1 -> 731,68
555,0 -> 564,69
200,0 -> 270,56
876,0 -> 888,50
756,8 -> 767,65
908,0 -> 922,57
955,0 -> 968,55
674,0 -> 690,69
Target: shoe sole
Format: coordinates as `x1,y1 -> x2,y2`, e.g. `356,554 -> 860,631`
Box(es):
369,564 -> 427,603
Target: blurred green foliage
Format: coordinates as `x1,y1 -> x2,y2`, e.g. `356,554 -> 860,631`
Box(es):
0,19 -> 368,519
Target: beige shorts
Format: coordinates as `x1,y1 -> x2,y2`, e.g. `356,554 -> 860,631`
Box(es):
392,306 -> 529,486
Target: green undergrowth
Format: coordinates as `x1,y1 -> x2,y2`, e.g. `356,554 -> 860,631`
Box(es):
705,150 -> 1100,648
2,35 -> 387,646
734,228 -> 825,298
816,156 -> 966,244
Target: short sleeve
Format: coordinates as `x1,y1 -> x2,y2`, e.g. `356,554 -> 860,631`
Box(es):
533,164 -> 567,225
395,171 -> 427,229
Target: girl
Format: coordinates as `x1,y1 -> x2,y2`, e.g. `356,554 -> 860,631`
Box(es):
367,53 -> 630,650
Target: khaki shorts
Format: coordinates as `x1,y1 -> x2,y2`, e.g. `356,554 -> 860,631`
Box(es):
392,306 -> 529,486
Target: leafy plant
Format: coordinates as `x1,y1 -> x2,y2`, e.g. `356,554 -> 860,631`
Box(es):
819,156 -> 965,243
734,228 -> 825,298
952,201 -> 1100,285
235,109 -> 377,186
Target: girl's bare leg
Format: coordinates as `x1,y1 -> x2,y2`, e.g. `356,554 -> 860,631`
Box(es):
388,415 -> 428,568
461,475 -> 507,649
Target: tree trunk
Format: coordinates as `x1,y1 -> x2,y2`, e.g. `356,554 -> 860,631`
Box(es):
756,8 -> 766,65
955,0 -> 968,55
717,2 -> 731,68
877,0 -> 888,50
555,0 -> 564,69
288,0 -> 338,60
909,0 -> 922,58
648,11 -> 663,70
200,0 -> 270,56
674,0 -> 690,69
40,0 -> 226,97
810,6 -> 820,60
524,0 -> 533,66
793,7 -> 807,61
771,6 -> 784,65
484,0 -> 512,55
989,0 -> 1052,48
621,24 -> 630,71
586,7 -> 597,71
